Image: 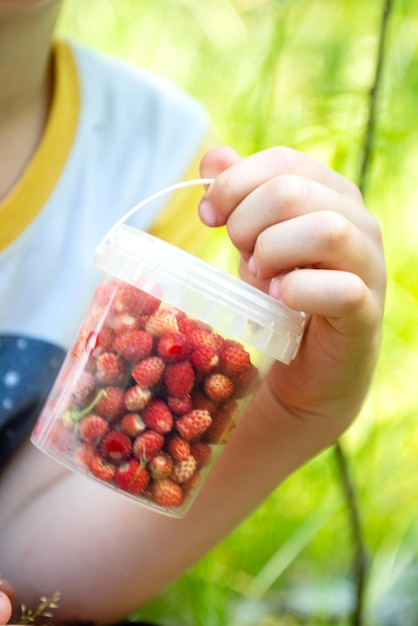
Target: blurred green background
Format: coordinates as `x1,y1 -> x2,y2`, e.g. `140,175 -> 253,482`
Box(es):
57,1 -> 418,624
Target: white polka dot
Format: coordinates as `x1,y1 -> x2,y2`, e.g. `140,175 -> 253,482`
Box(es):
2,398 -> 14,410
16,338 -> 28,350
3,371 -> 20,387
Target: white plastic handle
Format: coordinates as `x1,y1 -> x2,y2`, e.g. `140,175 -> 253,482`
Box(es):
96,177 -> 215,254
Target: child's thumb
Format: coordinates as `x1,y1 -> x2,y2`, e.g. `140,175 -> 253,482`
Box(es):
0,591 -> 12,625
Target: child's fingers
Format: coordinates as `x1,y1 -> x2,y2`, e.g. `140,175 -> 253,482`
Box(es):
199,146 -> 362,227
272,268 -> 379,335
222,174 -> 374,259
0,591 -> 12,625
250,211 -> 380,289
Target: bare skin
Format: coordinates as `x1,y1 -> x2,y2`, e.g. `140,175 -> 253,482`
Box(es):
0,2 -> 386,624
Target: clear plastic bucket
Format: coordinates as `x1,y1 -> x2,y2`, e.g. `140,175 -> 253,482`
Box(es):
31,180 -> 305,517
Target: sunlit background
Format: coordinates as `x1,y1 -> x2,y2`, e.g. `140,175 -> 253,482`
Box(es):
57,1 -> 418,624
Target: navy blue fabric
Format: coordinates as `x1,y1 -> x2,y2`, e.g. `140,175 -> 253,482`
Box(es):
0,335 -> 66,470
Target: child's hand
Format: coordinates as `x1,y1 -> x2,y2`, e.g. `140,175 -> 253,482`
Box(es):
0,582 -> 13,626
199,146 -> 386,439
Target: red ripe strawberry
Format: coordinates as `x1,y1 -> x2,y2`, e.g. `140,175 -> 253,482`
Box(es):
99,431 -> 132,464
79,414 -> 110,445
166,433 -> 190,461
96,386 -> 126,421
142,399 -> 173,434
75,443 -> 95,467
219,345 -> 251,376
145,308 -> 179,336
157,331 -> 192,362
96,352 -> 127,385
111,312 -> 138,336
204,400 -> 237,444
113,283 -> 160,316
170,455 -> 197,484
120,413 -> 146,437
233,363 -> 260,399
115,459 -> 150,494
124,384 -> 152,411
164,361 -> 195,398
151,478 -> 183,508
148,453 -> 174,479
176,316 -> 199,334
190,390 -> 218,415
167,395 -> 193,416
183,471 -> 201,494
113,330 -> 153,363
132,356 -> 165,387
133,431 -> 164,462
204,373 -> 234,401
190,347 -> 219,372
189,328 -> 224,352
190,442 -> 213,468
89,454 -> 116,482
73,372 -> 97,405
176,409 -> 212,442
80,325 -> 115,360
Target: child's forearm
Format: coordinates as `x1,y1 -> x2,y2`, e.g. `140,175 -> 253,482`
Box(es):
0,377 -> 337,625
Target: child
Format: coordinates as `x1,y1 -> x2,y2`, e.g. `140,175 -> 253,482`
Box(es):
0,1 -> 386,624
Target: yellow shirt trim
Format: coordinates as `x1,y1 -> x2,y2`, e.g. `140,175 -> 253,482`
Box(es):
0,41 -> 80,251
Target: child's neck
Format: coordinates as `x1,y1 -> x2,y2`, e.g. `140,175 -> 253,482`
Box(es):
0,1 -> 61,201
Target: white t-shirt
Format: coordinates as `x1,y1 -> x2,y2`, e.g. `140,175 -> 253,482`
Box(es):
0,40 -> 218,440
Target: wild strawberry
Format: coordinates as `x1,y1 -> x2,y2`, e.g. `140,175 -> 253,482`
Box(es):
99,431 -> 132,464
145,308 -> 178,336
113,283 -> 160,316
142,399 -> 173,434
113,330 -> 153,362
164,361 -> 194,398
79,414 -> 110,445
151,478 -> 183,508
115,459 -> 150,494
75,443 -> 95,467
183,471 -> 201,494
89,454 -> 116,482
190,347 -> 219,372
166,433 -> 190,461
190,442 -> 213,468
124,384 -> 152,411
204,400 -> 237,444
132,356 -> 165,387
96,352 -> 127,385
204,373 -> 234,401
157,331 -> 192,362
190,390 -> 218,415
219,345 -> 251,376
189,328 -> 223,351
167,395 -> 193,416
176,316 -> 199,334
133,431 -> 164,462
111,312 -> 138,336
96,386 -> 126,421
120,413 -> 146,437
148,453 -> 174,479
72,372 -> 97,405
170,455 -> 197,484
233,363 -> 260,398
176,409 -> 212,442
79,325 -> 115,360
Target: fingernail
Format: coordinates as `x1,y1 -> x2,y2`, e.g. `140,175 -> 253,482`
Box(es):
0,591 -> 6,610
269,276 -> 281,299
198,199 -> 217,227
248,256 -> 258,277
